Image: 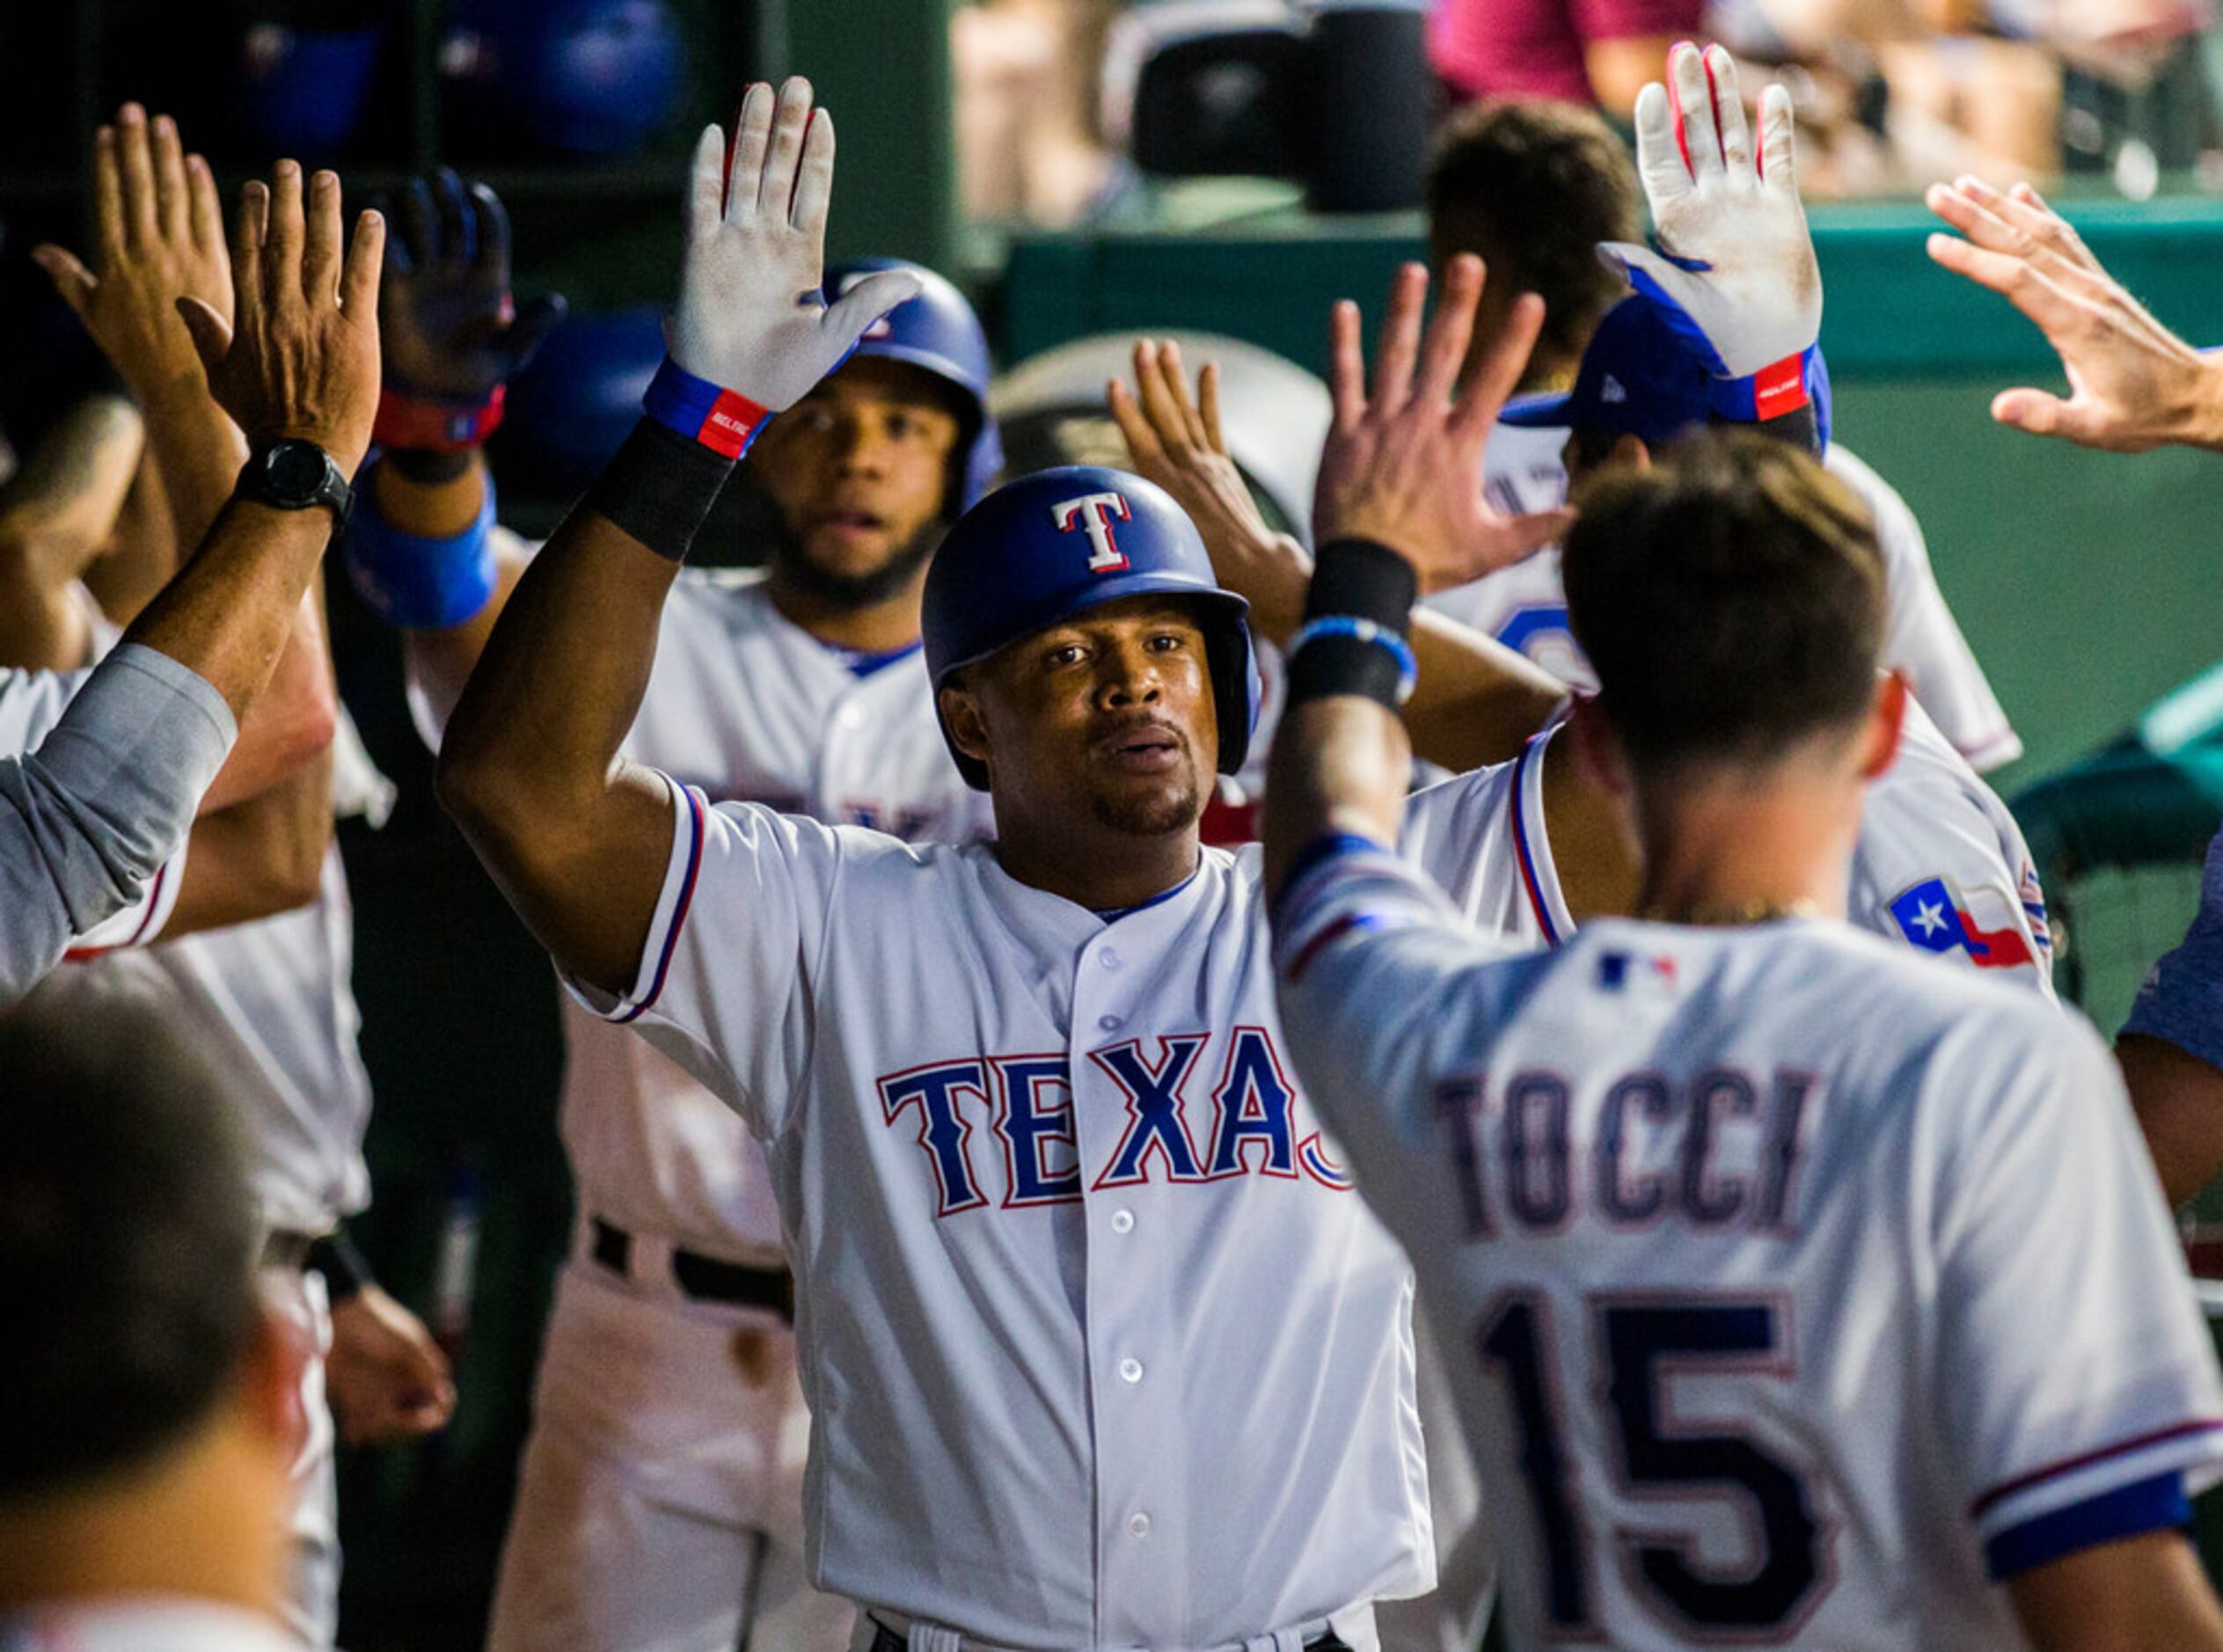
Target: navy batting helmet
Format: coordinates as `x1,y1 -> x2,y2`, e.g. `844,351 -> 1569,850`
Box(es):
922,465 -> 1257,790
823,259 -> 1003,512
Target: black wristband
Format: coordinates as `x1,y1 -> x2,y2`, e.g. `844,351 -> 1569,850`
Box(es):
1304,537 -> 1419,634
1762,400 -> 1824,458
581,419 -> 737,564
306,1228 -> 373,1303
1287,633 -> 1411,708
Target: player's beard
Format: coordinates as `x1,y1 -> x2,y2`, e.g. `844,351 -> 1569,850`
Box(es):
765,511 -> 947,614
1088,765 -> 1206,838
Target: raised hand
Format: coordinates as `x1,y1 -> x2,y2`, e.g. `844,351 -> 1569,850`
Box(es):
1311,257 -> 1574,593
33,105 -> 231,405
1927,175 -> 2223,453
1602,43 -> 1819,380
377,169 -> 565,408
1108,339 -> 1314,638
669,77 -> 920,408
175,162 -> 385,473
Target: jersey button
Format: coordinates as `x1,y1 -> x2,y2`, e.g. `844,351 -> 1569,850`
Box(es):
837,705 -> 864,729
1098,1012 -> 1124,1031
1119,1357 -> 1144,1384
1111,1209 -> 1134,1234
1100,948 -> 1122,970
1127,1512 -> 1151,1539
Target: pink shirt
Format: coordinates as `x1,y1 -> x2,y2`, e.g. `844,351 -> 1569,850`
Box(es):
1429,0 -> 1703,102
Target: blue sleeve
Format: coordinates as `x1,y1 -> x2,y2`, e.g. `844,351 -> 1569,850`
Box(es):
0,644 -> 236,1006
1985,1472 -> 2191,1580
2123,827 -> 2223,1070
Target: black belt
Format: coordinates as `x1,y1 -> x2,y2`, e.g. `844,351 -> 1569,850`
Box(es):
867,1625 -> 1351,1652
589,1217 -> 794,1324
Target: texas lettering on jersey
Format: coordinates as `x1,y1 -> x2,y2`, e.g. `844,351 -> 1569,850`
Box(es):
877,1027 -> 1355,1217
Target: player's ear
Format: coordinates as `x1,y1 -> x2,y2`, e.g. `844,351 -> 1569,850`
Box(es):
940,680 -> 992,771
238,1297 -> 311,1462
1612,434 -> 1652,471
1856,671 -> 1909,782
1566,694 -> 1630,800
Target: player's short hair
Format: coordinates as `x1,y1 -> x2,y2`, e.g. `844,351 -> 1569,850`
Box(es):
1561,427 -> 1886,775
1426,100 -> 1642,369
0,993 -> 260,1502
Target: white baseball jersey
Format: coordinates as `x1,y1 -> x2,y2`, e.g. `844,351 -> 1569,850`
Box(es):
1400,698 -> 2055,997
1274,842 -> 2223,1652
0,665 -> 186,949
568,803 -> 1433,1645
0,1600 -> 299,1652
1428,430 -> 2022,770
414,566 -> 996,1264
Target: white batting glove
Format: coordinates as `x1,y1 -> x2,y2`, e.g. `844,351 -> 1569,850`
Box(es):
668,77 -> 921,411
1598,43 -> 1819,380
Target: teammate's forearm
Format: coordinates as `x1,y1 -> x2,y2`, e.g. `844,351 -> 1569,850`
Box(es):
1263,697 -> 1415,896
1403,610 -> 1567,774
85,452 -> 185,626
166,742 -> 334,936
134,380 -> 252,558
436,490 -> 683,990
371,448 -> 518,722
200,576 -> 337,814
0,396 -> 145,671
122,501 -> 339,724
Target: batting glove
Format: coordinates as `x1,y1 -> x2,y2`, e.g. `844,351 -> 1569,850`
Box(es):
1600,43 -> 1819,385
669,78 -> 920,413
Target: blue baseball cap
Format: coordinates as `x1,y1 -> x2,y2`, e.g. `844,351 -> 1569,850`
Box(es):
1501,296 -> 1832,451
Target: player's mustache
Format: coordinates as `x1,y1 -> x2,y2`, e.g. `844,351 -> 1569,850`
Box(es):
1089,713 -> 1188,756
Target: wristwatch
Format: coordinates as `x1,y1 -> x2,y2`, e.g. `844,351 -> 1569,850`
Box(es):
236,438 -> 354,529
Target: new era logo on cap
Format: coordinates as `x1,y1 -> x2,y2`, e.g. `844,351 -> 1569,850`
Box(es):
1052,492 -> 1133,573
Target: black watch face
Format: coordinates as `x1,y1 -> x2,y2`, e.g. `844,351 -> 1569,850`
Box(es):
264,441 -> 330,502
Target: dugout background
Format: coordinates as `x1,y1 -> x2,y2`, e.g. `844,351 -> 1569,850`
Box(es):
5,4 -> 2223,1646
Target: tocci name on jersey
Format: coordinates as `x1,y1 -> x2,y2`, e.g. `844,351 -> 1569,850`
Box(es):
1432,1061 -> 1812,1238
878,1029 -> 1355,1217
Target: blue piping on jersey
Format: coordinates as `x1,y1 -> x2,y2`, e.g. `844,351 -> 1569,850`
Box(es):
1510,736 -> 1561,946
1093,866 -> 1201,924
826,639 -> 925,678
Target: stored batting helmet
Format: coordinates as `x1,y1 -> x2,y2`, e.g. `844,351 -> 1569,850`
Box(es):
923,465 -> 1256,790
823,259 -> 1003,512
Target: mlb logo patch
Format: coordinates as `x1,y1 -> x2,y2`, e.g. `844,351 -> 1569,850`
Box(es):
1598,949 -> 1679,995
1889,876 -> 2034,969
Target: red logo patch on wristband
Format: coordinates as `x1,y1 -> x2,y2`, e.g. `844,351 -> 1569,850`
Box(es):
1752,355 -> 1810,418
695,389 -> 772,460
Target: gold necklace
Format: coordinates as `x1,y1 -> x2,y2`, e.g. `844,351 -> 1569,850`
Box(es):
1635,897 -> 1823,928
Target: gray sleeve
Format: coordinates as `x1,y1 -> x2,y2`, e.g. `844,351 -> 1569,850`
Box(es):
0,643 -> 238,1006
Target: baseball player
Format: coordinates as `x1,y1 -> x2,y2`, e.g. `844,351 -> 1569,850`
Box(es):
1261,276 -> 2223,1647
0,995 -> 310,1652
1924,172 -> 2223,1206
1113,346 -> 2053,1000
347,173 -> 998,1648
26,105 -> 452,1648
422,77 -> 1650,1648
1421,91 -> 2023,771
0,135 -> 385,1004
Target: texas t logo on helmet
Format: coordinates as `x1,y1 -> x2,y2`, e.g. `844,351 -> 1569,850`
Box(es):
1053,491 -> 1133,573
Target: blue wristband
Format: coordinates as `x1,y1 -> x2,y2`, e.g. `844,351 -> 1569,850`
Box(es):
641,356 -> 772,460
345,467 -> 499,630
1290,614 -> 1418,705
